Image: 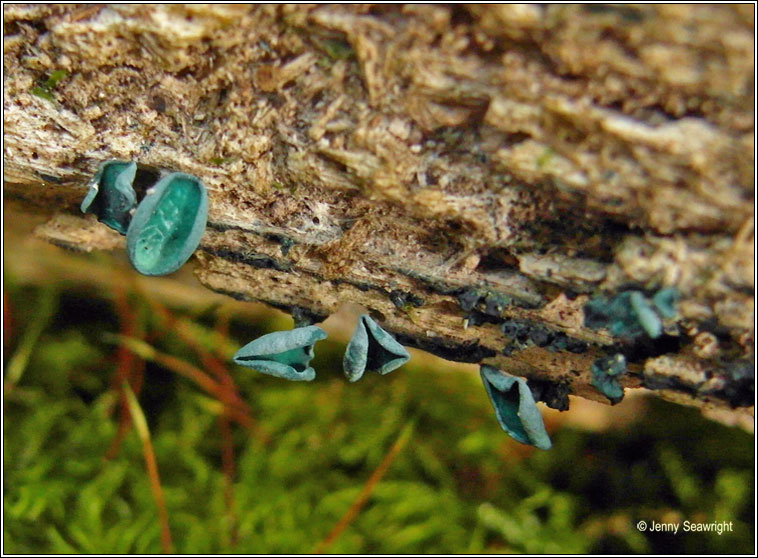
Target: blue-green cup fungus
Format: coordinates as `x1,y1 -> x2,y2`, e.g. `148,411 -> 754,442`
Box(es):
584,289 -> 670,339
590,353 -> 626,405
480,365 -> 552,450
652,287 -> 679,319
126,172 -> 208,276
80,160 -> 138,234
233,325 -> 327,381
343,314 -> 410,382
629,291 -> 661,338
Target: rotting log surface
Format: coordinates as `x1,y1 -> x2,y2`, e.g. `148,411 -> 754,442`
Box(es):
3,5 -> 754,424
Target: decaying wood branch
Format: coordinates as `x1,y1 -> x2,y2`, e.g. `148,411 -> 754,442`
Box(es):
3,4 -> 754,423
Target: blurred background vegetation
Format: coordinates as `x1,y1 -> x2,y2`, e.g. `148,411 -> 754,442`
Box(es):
3,211 -> 754,554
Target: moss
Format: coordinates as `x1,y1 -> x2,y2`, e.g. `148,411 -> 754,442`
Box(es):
30,86 -> 54,101
536,147 -> 554,169
44,69 -> 68,88
319,38 -> 353,60
30,69 -> 68,101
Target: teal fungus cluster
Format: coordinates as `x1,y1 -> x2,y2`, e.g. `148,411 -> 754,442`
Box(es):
126,172 -> 208,276
480,365 -> 552,450
233,315 -> 410,383
343,315 -> 410,382
80,160 -> 137,235
233,325 -> 328,381
583,288 -> 679,339
590,353 -> 627,404
81,160 -> 208,276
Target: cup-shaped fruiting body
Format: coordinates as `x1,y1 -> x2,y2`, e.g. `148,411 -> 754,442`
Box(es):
80,160 -> 138,234
629,291 -> 662,338
652,287 -> 679,319
232,326 -> 327,381
126,172 -> 208,276
584,290 -> 669,339
343,314 -> 410,382
590,353 -> 626,405
480,365 -> 552,450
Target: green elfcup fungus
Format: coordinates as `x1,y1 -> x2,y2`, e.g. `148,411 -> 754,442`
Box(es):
652,287 -> 679,319
80,160 -> 138,234
480,365 -> 552,450
343,314 -> 410,382
585,289 -> 671,339
233,326 -> 328,381
629,291 -> 662,338
590,353 -> 626,405
126,172 -> 208,276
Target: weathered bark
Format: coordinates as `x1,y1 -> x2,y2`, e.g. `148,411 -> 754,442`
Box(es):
3,4 -> 754,423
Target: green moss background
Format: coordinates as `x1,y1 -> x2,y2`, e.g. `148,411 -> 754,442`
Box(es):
3,277 -> 754,554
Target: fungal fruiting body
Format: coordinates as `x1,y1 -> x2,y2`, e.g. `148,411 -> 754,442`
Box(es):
584,291 -> 644,337
629,291 -> 662,338
80,160 -> 138,234
590,353 -> 626,404
126,172 -> 208,276
232,325 -> 327,381
583,289 -> 677,339
343,314 -> 410,382
652,288 -> 679,319
479,365 -> 552,450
